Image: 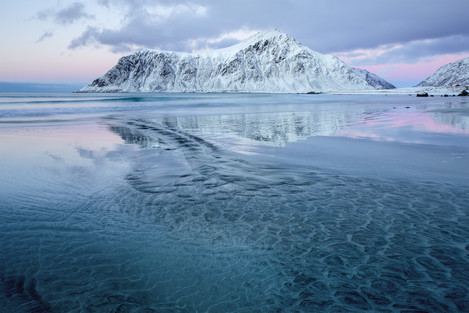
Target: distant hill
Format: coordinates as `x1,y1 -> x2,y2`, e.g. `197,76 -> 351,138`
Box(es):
351,68 -> 396,89
79,29 -> 395,93
0,82 -> 85,93
416,57 -> 469,87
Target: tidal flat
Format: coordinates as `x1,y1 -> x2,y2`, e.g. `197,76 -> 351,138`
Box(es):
1,93 -> 468,312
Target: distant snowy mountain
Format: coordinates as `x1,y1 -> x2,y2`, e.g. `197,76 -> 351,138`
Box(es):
352,68 -> 396,89
79,29 -> 395,93
416,57 -> 469,87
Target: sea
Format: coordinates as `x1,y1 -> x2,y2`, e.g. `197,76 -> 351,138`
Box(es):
0,92 -> 468,312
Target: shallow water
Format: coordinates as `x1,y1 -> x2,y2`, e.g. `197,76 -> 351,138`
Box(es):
0,93 -> 468,312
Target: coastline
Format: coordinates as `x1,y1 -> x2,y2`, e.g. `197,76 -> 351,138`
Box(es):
326,86 -> 468,96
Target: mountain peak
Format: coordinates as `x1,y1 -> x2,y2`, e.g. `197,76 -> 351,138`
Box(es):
217,28 -> 298,56
249,28 -> 289,40
79,30 -> 395,93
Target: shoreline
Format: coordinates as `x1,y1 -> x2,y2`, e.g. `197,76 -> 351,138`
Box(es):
326,86 -> 468,96
2,86 -> 467,96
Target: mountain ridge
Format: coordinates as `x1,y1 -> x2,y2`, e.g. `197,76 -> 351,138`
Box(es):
351,68 -> 396,90
79,29 -> 395,93
416,57 -> 469,87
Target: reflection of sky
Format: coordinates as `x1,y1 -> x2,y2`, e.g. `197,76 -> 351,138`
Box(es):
336,109 -> 469,144
0,123 -> 129,198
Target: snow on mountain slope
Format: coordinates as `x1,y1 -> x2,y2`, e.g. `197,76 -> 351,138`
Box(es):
79,29 -> 394,93
416,57 -> 469,87
352,68 -> 396,89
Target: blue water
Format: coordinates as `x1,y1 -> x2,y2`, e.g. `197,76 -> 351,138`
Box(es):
0,93 -> 468,312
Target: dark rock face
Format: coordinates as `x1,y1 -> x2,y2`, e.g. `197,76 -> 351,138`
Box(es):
458,90 -> 469,96
416,92 -> 429,97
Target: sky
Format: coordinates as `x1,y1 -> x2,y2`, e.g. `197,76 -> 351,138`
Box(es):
0,0 -> 468,88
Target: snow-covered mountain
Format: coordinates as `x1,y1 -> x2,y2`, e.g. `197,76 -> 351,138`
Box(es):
352,68 -> 396,89
416,57 -> 469,87
79,29 -> 395,93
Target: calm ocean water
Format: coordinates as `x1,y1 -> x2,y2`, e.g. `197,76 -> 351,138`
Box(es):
0,93 -> 468,312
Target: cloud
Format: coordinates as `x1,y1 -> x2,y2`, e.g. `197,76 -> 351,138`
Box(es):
36,31 -> 53,43
337,35 -> 469,66
69,1 -> 212,52
97,0 -> 111,7
185,28 -> 261,52
68,27 -> 99,49
60,0 -> 468,67
35,9 -> 53,21
73,1 -> 466,49
36,2 -> 93,25
55,2 -> 93,25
